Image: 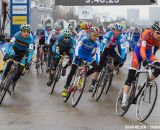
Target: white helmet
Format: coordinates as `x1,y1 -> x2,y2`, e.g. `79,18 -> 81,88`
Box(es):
37,24 -> 43,30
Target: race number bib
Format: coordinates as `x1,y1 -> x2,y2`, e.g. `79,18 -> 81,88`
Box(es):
29,44 -> 34,50
142,41 -> 146,47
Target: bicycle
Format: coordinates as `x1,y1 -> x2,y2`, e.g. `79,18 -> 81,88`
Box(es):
50,53 -> 68,94
63,60 -> 90,107
0,57 -> 25,104
116,64 -> 159,122
92,57 -> 119,101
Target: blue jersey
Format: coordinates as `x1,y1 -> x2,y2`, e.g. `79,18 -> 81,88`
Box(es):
6,31 -> 34,63
75,36 -> 100,63
52,34 -> 75,52
76,30 -> 89,44
131,32 -> 141,43
101,31 -> 127,61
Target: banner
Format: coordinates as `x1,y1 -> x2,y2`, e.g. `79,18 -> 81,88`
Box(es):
78,7 -> 93,20
55,0 -> 157,6
10,0 -> 30,37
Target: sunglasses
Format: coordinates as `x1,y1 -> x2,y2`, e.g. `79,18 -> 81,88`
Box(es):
92,34 -> 99,37
22,30 -> 30,33
64,36 -> 70,39
155,31 -> 160,35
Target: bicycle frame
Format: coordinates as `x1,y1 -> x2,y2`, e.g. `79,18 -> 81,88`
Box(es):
131,67 -> 154,104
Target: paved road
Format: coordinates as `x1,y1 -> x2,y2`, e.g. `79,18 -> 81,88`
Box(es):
0,52 -> 160,130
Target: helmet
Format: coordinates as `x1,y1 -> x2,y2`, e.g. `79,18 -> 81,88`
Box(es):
46,23 -> 51,28
89,27 -> 99,35
152,22 -> 160,31
37,24 -> 43,30
20,24 -> 31,31
68,25 -> 73,30
80,21 -> 87,29
113,23 -> 124,32
98,24 -> 103,28
55,24 -> 62,30
86,22 -> 93,29
63,29 -> 71,37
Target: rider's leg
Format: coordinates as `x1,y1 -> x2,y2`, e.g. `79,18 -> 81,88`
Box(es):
62,50 -> 73,76
122,52 -> 139,107
62,64 -> 77,97
47,54 -> 60,86
90,48 -> 109,91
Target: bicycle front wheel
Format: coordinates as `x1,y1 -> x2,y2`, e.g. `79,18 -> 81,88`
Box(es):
136,81 -> 158,122
93,70 -> 106,101
104,68 -> 113,94
72,74 -> 86,107
50,65 -> 62,94
0,75 -> 11,104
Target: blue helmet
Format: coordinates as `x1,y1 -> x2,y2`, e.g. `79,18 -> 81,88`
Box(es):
113,23 -> 124,32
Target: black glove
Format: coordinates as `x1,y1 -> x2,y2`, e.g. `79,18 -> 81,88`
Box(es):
142,59 -> 150,67
3,54 -> 9,61
25,62 -> 30,70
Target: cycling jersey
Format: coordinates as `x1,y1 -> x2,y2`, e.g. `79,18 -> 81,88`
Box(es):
130,29 -> 160,69
47,30 -> 59,45
52,34 -> 75,53
76,30 -> 89,44
74,36 -> 100,64
101,31 -> 127,61
6,31 -> 34,63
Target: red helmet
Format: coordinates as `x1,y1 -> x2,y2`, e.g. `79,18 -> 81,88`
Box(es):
86,22 -> 93,29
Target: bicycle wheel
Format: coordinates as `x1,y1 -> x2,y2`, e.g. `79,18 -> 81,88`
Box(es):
0,75 -> 11,104
136,81 -> 158,122
116,83 -> 135,116
93,70 -> 107,101
104,67 -> 113,94
72,74 -> 86,107
50,65 -> 62,94
63,73 -> 76,103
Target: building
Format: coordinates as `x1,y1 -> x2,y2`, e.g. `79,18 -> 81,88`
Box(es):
149,7 -> 160,24
127,9 -> 140,23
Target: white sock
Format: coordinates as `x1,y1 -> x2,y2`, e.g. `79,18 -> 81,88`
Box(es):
122,93 -> 128,103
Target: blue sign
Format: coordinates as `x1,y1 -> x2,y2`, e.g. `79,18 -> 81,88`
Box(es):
10,0 -> 30,38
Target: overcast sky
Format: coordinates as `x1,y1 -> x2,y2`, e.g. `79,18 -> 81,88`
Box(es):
76,0 -> 160,20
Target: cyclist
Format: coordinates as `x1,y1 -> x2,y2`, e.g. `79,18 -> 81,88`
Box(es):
46,24 -> 62,73
98,24 -> 106,43
90,23 -> 127,92
62,27 -> 100,97
47,29 -> 75,86
121,22 -> 160,108
33,24 -> 47,46
3,24 -> 34,87
130,28 -> 141,50
68,25 -> 78,39
76,21 -> 92,44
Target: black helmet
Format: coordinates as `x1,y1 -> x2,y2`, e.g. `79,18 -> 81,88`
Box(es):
152,22 -> 160,31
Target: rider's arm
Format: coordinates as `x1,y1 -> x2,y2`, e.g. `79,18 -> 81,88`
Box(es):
75,40 -> 82,56
27,38 -> 34,63
33,30 -> 37,42
119,41 -> 127,62
45,30 -> 49,44
6,33 -> 18,54
140,32 -> 148,60
95,45 -> 100,64
102,31 -> 111,49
